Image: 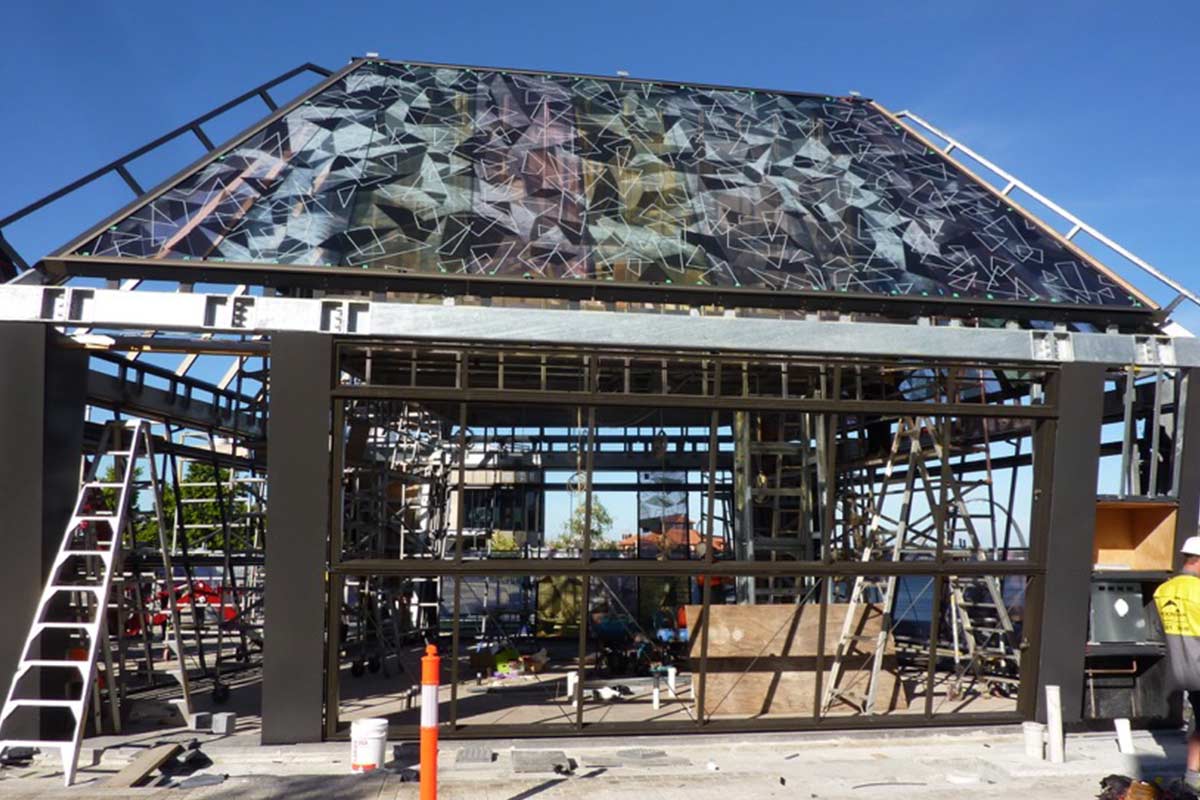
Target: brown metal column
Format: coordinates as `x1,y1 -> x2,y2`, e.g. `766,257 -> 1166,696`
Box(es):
0,324 -> 86,739
1032,363 -> 1106,725
1172,368 -> 1200,558
262,332 -> 333,744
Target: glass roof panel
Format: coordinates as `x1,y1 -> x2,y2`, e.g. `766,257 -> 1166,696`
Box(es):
77,61 -> 1142,308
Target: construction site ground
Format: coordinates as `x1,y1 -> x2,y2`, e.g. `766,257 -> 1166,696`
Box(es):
0,722 -> 1188,799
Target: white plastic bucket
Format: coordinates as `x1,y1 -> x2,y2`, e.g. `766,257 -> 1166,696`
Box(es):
350,717 -> 389,773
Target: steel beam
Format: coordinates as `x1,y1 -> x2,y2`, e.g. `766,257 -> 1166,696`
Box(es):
41,253 -> 1160,327
335,384 -> 1057,418
332,556 -> 1040,579
86,370 -> 262,440
0,286 -> 1193,367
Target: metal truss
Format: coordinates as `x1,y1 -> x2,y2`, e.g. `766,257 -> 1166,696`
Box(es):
0,62 -> 331,283
1,284 -> 1195,368
895,110 -> 1200,313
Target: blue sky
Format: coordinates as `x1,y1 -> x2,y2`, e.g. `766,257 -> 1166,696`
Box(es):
1,1 -> 1195,535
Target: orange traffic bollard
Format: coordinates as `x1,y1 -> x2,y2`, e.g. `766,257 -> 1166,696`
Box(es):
420,644 -> 440,800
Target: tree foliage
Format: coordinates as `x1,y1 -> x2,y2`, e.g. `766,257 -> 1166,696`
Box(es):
550,498 -> 614,551
99,460 -> 256,551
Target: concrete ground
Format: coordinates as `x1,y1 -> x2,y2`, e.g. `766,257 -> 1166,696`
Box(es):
0,724 -> 1187,799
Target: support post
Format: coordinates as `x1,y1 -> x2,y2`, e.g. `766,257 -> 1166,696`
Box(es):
420,644 -> 440,800
262,332 -> 332,744
1032,363 -> 1106,725
1173,368 -> 1200,560
0,324 -> 86,739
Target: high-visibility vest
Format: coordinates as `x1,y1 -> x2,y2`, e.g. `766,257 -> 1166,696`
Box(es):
1153,573 -> 1200,689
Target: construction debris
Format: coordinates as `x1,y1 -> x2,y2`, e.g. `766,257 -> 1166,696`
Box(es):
105,742 -> 184,788
175,773 -> 227,789
212,711 -> 237,734
511,749 -> 570,774
1097,775 -> 1200,800
454,746 -> 494,766
0,746 -> 36,767
160,743 -> 213,777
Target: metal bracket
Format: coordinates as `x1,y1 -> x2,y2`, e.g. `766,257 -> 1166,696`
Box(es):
1031,331 -> 1074,362
320,301 -> 370,334
1134,335 -> 1176,367
38,287 -> 94,323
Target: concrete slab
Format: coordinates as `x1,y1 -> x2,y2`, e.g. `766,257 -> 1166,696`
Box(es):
453,746 -> 493,767
2,724 -> 1190,799
510,748 -> 569,774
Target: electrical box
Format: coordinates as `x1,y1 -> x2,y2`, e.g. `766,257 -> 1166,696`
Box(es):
1090,581 -> 1151,643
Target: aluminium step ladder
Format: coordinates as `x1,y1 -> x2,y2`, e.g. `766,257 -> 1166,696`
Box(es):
822,416 -> 1015,715
0,419 -> 192,786
822,417 -> 927,715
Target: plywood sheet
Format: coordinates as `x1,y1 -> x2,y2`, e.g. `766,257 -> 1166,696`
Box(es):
685,603 -> 910,716
1093,502 -> 1177,571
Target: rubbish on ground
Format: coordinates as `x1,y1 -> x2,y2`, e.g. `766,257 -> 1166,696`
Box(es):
494,646 -> 521,673
706,760 -> 719,771
189,712 -> 212,731
106,743 -> 184,788
1097,775 -> 1200,800
592,685 -> 632,702
160,746 -> 212,777
0,747 -> 37,766
176,773 -> 228,789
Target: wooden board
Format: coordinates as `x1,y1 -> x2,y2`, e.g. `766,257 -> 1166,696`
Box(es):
685,603 -> 910,717
105,742 -> 183,787
1094,501 -> 1177,571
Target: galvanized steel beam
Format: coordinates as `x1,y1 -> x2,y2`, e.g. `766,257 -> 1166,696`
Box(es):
0,285 -> 1195,367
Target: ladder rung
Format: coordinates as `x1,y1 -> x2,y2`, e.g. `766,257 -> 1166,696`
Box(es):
37,622 -> 96,630
0,738 -> 74,748
8,699 -> 81,709
22,659 -> 89,669
48,584 -> 102,593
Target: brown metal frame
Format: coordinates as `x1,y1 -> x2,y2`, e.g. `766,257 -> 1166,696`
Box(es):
323,339 -> 1053,739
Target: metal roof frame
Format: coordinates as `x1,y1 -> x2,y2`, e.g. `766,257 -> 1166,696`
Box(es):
7,57 -> 1165,327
